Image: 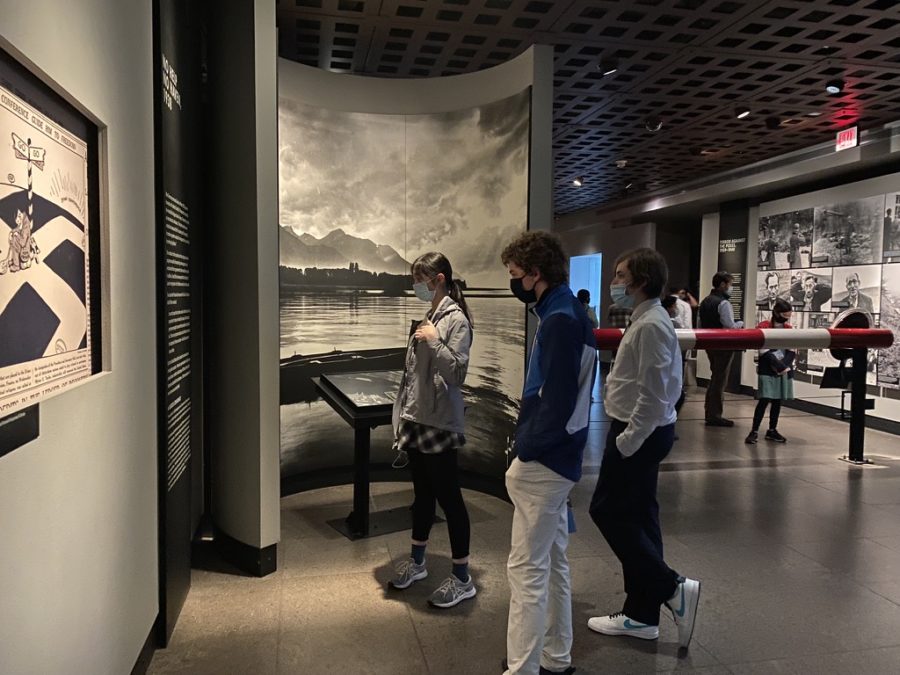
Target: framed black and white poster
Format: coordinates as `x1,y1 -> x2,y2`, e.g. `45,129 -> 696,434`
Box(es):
0,44 -> 101,421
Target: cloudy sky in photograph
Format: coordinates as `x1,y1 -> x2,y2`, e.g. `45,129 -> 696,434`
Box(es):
278,87 -> 530,286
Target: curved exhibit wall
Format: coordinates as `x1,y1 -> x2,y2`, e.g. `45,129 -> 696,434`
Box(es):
277,51 -> 548,494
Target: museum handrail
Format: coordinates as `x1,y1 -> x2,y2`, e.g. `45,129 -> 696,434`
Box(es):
592,328 -> 894,351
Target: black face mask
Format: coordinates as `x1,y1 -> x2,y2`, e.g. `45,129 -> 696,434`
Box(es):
510,276 -> 537,304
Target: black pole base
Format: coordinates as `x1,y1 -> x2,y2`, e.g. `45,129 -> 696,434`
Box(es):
838,455 -> 874,466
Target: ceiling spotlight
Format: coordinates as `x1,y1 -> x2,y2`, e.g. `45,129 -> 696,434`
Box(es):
599,57 -> 619,76
765,116 -> 782,130
615,159 -> 628,168
826,79 -> 844,95
735,106 -> 751,119
644,117 -> 663,132
807,111 -> 823,117
572,176 -> 583,187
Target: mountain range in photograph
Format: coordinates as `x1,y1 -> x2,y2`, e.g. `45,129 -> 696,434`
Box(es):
280,226 -> 410,274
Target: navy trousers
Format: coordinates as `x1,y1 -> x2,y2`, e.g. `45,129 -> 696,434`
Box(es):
589,420 -> 680,625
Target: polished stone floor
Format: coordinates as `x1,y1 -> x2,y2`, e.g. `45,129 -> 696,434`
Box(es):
149,388 -> 900,674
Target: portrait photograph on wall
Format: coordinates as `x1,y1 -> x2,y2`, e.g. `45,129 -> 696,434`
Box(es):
788,268 -> 833,312
755,269 -> 792,310
0,46 -> 101,419
758,208 -> 813,270
879,263 -> 900,389
830,264 -> 881,314
811,195 -> 884,268
278,86 -> 531,483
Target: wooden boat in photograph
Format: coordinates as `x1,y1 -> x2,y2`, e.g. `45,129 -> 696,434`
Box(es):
280,347 -> 406,404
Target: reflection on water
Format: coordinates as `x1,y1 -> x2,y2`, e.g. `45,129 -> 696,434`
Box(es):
280,291 -> 525,478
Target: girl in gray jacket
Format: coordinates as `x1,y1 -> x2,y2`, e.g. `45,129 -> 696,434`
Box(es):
389,252 -> 476,608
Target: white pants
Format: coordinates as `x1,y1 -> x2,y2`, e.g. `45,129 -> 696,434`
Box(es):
505,458 -> 575,675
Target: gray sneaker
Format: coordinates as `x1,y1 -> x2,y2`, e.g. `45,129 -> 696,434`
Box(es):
428,574 -> 476,608
390,558 -> 427,589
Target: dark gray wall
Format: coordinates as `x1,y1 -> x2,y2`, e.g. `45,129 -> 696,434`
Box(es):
206,0 -> 279,549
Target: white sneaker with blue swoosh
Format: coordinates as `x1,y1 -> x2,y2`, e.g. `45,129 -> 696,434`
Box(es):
666,577 -> 701,648
587,612 -> 659,640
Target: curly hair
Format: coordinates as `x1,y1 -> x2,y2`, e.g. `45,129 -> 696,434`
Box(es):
500,231 -> 569,286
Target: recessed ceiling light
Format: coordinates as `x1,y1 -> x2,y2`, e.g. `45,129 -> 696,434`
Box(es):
807,111 -> 823,117
572,176 -> 583,187
625,182 -> 633,190
644,117 -> 663,132
599,57 -> 619,76
735,106 -> 750,119
826,79 -> 844,95
615,159 -> 628,168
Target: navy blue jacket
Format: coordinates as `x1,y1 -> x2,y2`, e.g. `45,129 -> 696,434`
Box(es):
514,285 -> 597,482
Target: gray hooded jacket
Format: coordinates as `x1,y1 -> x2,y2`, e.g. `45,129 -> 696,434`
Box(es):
393,295 -> 472,435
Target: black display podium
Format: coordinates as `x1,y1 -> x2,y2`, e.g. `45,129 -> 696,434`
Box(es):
314,370 -> 419,540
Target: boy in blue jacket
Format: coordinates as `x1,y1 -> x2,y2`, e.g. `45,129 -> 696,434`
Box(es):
500,231 -> 596,675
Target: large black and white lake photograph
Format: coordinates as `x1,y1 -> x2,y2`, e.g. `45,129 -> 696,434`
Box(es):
811,195 -> 884,268
278,87 -> 531,481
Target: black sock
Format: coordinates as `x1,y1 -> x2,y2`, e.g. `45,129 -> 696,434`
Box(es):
452,562 -> 469,582
411,543 -> 426,565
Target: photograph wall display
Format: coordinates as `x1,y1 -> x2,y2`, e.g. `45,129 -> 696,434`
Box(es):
884,192 -> 900,262
758,209 -> 813,270
0,47 -> 100,419
878,264 -> 900,389
755,269 -> 792,310
830,264 -> 881,314
811,195 -> 884,268
278,86 -> 531,481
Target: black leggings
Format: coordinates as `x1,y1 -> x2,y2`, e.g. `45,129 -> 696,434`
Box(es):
752,399 -> 782,432
408,448 -> 470,560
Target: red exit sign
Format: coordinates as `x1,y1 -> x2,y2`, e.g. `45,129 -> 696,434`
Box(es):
835,126 -> 858,151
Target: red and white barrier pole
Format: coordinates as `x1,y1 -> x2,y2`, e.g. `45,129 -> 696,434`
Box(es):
593,327 -> 895,465
593,327 -> 894,351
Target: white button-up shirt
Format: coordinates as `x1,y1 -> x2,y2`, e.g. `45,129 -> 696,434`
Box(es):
604,298 -> 683,457
674,296 -> 692,329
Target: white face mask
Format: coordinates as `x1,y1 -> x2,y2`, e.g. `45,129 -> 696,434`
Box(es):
413,280 -> 435,302
610,283 -> 634,308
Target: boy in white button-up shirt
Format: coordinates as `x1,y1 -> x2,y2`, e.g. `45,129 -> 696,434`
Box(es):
587,248 -> 702,650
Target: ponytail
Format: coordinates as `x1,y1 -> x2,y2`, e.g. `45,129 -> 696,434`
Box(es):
448,278 -> 474,330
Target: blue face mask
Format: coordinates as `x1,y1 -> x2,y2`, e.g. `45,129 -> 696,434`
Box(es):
610,283 -> 634,308
413,280 -> 435,303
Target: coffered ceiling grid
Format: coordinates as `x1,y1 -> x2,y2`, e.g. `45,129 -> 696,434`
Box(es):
276,0 -> 900,214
